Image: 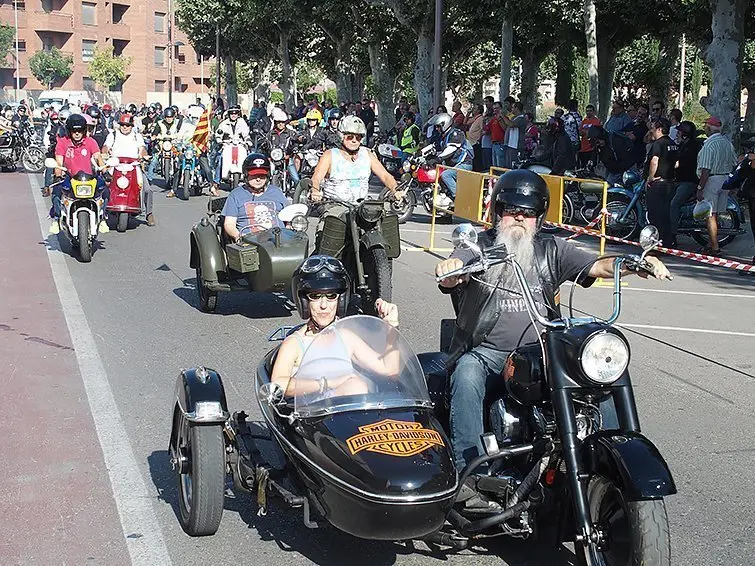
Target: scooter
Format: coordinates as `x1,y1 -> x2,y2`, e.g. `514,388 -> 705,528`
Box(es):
219,135 -> 248,189
44,157 -> 113,262
106,156 -> 143,232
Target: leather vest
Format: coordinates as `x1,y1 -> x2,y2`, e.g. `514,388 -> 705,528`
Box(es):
444,229 -> 561,365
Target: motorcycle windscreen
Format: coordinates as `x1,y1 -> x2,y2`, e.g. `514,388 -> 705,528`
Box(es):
292,315 -> 433,418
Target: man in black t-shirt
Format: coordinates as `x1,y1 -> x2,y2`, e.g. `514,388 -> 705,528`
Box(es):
670,121 -> 702,241
644,117 -> 678,247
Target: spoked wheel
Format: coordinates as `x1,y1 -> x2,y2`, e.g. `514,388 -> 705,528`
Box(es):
77,209 -> 92,262
22,147 -> 45,173
380,186 -> 416,224
176,413 -> 226,536
196,266 -> 218,313
576,475 -> 671,566
293,179 -> 311,205
604,196 -> 639,241
691,208 -> 741,248
542,193 -> 574,233
360,246 -> 392,315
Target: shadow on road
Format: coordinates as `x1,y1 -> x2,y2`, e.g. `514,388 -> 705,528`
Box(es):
173,278 -> 295,319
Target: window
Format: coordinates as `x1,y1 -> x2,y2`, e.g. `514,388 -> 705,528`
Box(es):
113,4 -> 128,24
82,39 -> 96,62
153,12 -> 165,33
15,39 -> 25,52
154,80 -> 165,92
154,46 -> 165,67
82,1 -> 96,25
41,0 -> 53,12
83,76 -> 96,90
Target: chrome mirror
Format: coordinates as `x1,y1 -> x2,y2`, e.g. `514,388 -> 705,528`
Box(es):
451,224 -> 478,247
258,382 -> 284,405
639,225 -> 660,258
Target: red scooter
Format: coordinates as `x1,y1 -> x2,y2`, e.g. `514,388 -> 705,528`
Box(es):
106,157 -> 143,232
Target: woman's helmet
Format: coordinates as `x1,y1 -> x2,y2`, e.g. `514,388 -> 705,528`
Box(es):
66,113 -> 88,135
678,120 -> 697,139
291,255 -> 350,319
242,152 -> 271,179
306,109 -> 322,122
338,115 -> 367,136
102,103 -> 112,113
428,112 -> 453,135
491,169 -> 550,230
84,114 -> 96,127
271,107 -> 288,123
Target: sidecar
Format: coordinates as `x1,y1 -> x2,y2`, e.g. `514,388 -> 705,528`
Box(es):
189,197 -> 309,312
168,316 -> 458,540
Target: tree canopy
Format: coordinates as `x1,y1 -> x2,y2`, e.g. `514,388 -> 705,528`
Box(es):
28,48 -> 73,89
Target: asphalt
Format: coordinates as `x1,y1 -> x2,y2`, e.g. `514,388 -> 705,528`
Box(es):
4,171 -> 755,565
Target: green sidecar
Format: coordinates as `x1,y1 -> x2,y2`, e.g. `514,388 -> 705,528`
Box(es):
189,197 -> 309,313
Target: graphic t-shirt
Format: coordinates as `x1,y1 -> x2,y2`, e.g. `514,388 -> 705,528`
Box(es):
55,136 -> 100,175
221,184 -> 288,235
644,136 -> 679,181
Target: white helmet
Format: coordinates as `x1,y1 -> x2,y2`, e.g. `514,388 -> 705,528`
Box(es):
271,107 -> 288,122
428,112 -> 453,135
59,109 -> 71,120
338,115 -> 367,136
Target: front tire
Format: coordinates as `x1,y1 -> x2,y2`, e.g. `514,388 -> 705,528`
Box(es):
196,266 -> 218,313
179,171 -> 191,201
162,158 -> 172,187
293,179 -> 311,205
577,475 -> 671,566
77,209 -> 92,262
361,246 -> 392,314
116,212 -> 128,233
22,147 -> 45,173
176,414 -> 226,537
605,195 -> 640,241
230,172 -> 241,189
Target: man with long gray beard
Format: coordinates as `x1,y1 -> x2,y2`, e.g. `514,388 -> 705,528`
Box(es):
435,170 -> 671,512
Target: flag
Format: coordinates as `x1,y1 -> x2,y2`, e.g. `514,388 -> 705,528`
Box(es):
191,106 -> 211,153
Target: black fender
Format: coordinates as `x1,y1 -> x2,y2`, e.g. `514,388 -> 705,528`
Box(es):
726,196 -> 745,222
190,220 -> 227,281
359,228 -> 387,252
581,430 -> 676,501
169,367 -> 230,453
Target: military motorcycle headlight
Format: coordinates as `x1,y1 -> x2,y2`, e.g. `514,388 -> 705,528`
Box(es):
359,201 -> 384,224
290,214 -> 308,232
579,332 -> 630,385
162,140 -> 173,151
116,175 -> 130,189
270,147 -> 284,162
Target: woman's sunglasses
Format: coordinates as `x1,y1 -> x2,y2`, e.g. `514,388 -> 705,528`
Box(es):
344,133 -> 363,141
306,292 -> 339,301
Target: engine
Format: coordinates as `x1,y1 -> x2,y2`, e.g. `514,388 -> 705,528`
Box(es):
0,147 -> 15,166
488,397 -> 526,447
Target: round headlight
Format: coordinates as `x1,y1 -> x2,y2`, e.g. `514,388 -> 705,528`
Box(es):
162,140 -> 172,151
185,148 -> 194,158
402,160 -> 412,172
271,147 -> 284,161
579,332 -> 629,385
290,214 -> 308,232
116,175 -> 130,189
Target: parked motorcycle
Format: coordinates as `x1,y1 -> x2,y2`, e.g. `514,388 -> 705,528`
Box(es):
0,122 -> 45,173
178,143 -> 203,201
374,130 -> 408,179
606,170 -> 744,246
106,156 -> 143,232
431,223 -> 676,563
44,157 -> 111,262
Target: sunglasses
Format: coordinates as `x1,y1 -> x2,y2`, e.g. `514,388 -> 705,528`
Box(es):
119,123 -> 133,127
498,205 -> 539,218
300,255 -> 345,274
306,292 -> 339,302
344,133 -> 363,141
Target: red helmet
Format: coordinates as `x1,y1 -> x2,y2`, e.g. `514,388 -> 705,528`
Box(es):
102,103 -> 112,112
50,112 -> 59,121
118,113 -> 134,126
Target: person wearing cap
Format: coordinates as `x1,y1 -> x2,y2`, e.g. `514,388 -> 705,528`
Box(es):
695,116 -> 737,255
102,113 -> 156,226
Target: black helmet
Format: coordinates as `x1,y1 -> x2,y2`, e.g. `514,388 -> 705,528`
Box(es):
163,107 -> 176,118
678,120 -> 696,139
154,101 -> 163,111
228,104 -> 241,114
128,103 -> 138,113
65,113 -> 87,135
403,111 -> 415,122
86,105 -> 100,119
291,256 -> 350,319
242,152 -> 271,178
328,109 -> 343,122
492,170 -> 550,229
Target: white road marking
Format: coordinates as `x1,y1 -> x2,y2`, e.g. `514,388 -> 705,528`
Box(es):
593,286 -> 755,299
619,323 -> 755,338
28,174 -> 173,566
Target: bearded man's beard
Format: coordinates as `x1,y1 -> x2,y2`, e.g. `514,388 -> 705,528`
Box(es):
484,220 -> 538,289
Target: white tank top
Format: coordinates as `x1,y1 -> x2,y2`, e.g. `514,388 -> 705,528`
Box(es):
322,147 -> 371,203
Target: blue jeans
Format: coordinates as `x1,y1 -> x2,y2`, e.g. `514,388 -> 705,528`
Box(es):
481,147 -> 492,172
44,166 -> 55,188
288,160 -> 300,185
492,143 -> 506,168
146,153 -> 159,183
450,345 -> 510,470
670,181 -> 696,237
440,162 -> 472,198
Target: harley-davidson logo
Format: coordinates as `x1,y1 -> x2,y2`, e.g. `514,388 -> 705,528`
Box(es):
346,419 -> 445,457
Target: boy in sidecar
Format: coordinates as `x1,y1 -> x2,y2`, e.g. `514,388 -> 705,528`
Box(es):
222,153 -> 288,243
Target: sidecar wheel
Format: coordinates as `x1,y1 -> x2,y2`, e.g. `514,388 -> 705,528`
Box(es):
576,475 -> 671,566
116,212 -> 128,233
177,415 -> 226,537
196,266 -> 217,313
293,179 -> 311,205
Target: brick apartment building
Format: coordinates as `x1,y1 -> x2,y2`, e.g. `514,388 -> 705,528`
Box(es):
0,0 -> 213,104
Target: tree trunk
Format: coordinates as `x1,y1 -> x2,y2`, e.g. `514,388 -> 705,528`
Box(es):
277,30 -> 294,112
597,37 -> 617,122
367,40 -> 397,133
414,30 -> 434,120
253,60 -> 273,104
583,0 -> 599,111
223,54 -> 238,106
499,17 -> 513,101
354,71 -> 365,103
651,34 -> 680,107
555,44 -> 574,106
744,84 -> 755,133
701,0 -> 747,144
520,48 -> 543,114
335,71 -> 353,105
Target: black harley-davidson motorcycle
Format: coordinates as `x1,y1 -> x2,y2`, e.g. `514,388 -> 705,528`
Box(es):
168,223 -> 675,565
0,122 -> 45,173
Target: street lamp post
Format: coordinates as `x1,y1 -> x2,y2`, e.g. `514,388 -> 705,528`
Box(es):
14,0 -> 19,103
168,0 -> 174,106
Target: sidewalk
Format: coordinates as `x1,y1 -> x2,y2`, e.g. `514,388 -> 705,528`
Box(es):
0,173 -> 130,565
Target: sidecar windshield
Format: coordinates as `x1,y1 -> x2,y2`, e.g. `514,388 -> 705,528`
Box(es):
292,315 -> 432,418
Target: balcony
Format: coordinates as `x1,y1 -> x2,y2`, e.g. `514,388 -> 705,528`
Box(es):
109,23 -> 131,41
32,10 -> 74,32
